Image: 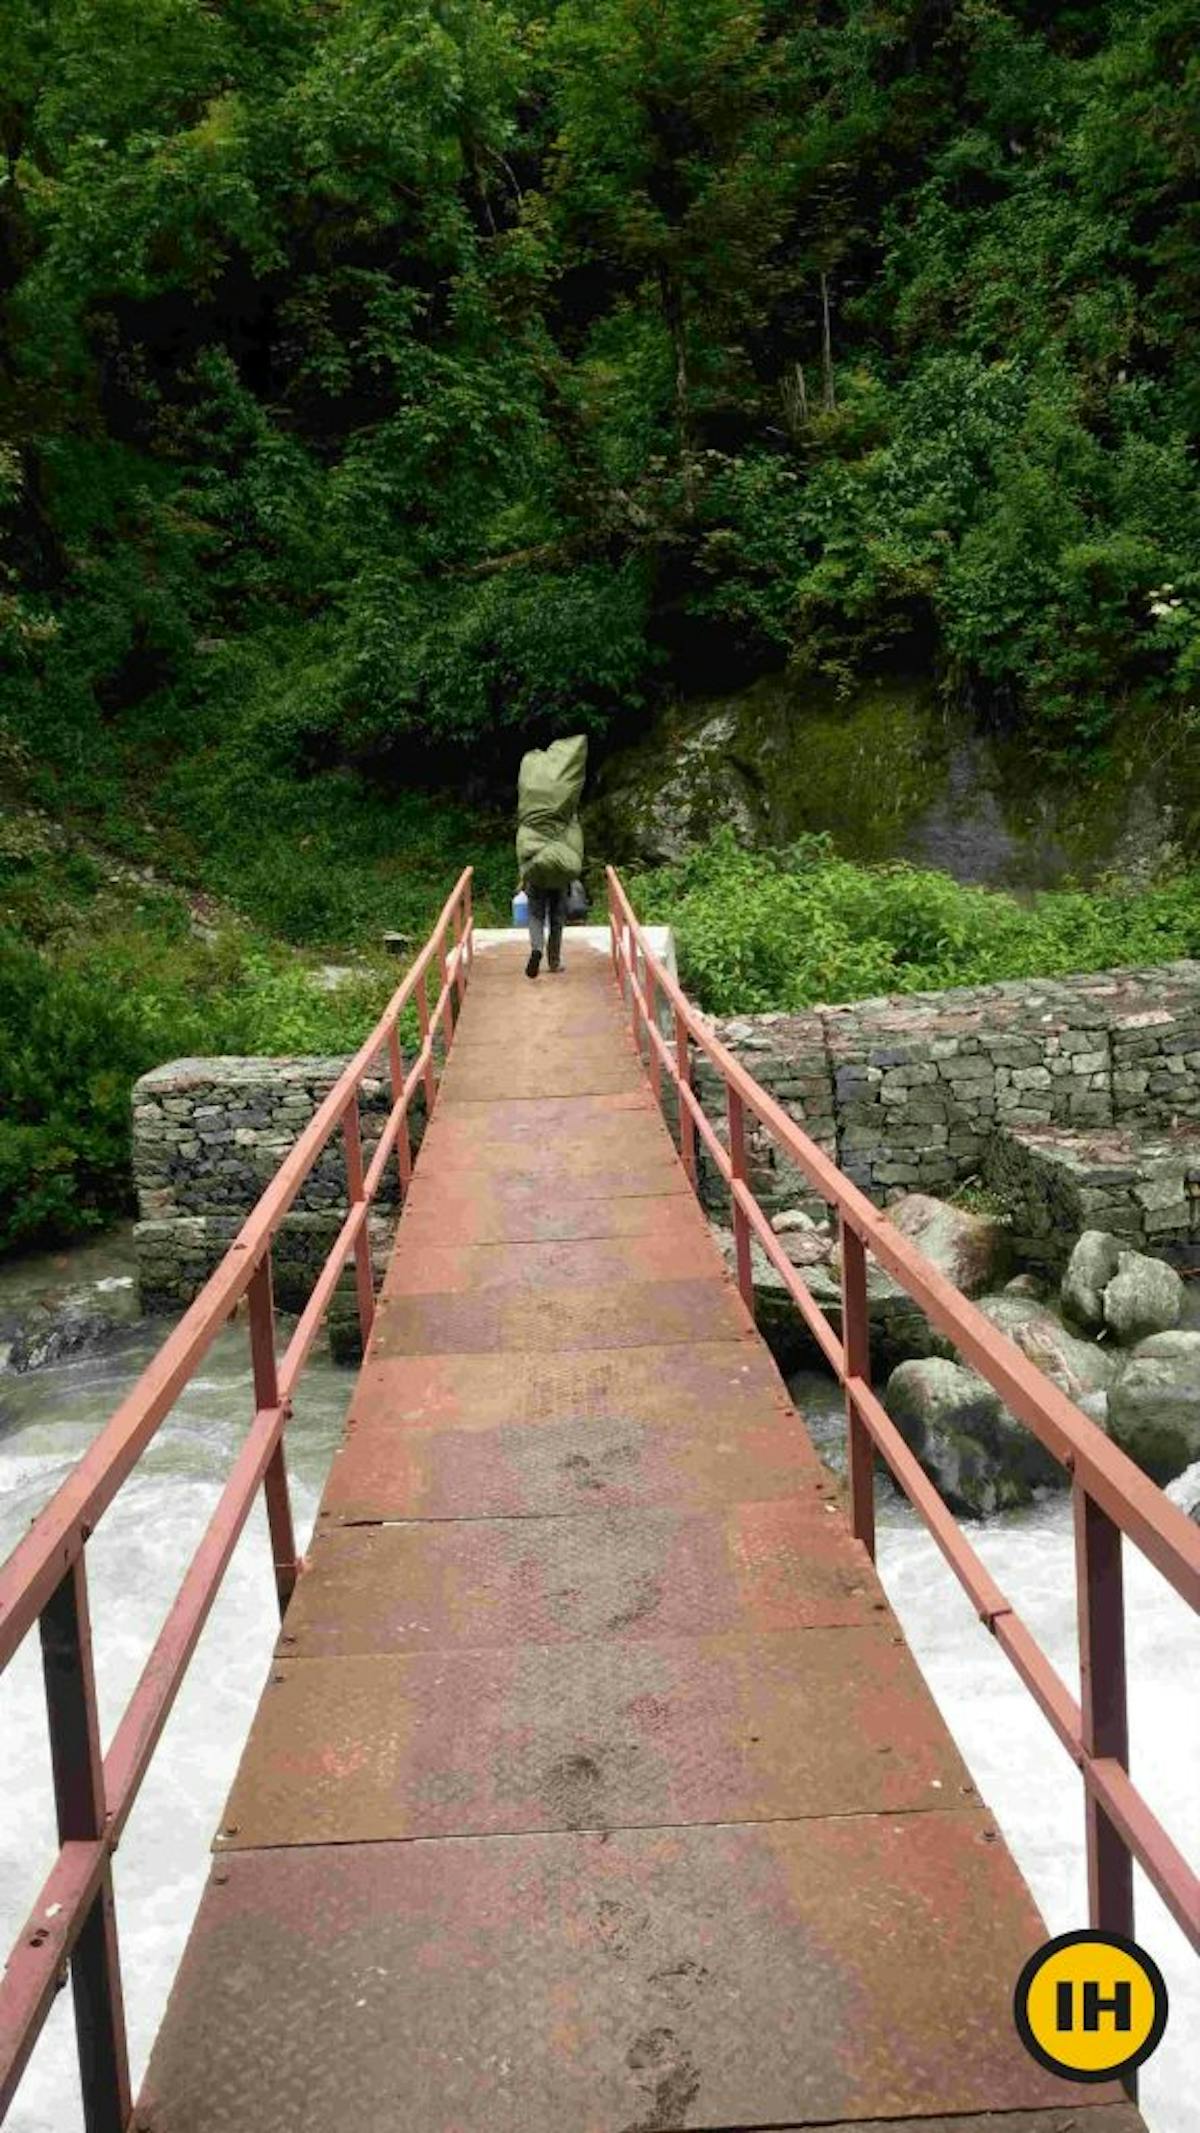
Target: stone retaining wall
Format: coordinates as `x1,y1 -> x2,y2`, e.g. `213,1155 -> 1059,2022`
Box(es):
984,1125 -> 1200,1272
133,1057 -> 422,1312
132,961 -> 1200,1310
701,962 -> 1200,1206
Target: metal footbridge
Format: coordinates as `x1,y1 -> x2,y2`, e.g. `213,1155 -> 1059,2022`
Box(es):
1,870 -> 1196,2132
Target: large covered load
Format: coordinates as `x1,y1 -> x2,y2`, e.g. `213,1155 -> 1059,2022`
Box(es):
515,734 -> 587,890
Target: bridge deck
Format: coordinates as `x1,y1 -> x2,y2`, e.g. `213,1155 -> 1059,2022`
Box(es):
139,942 -> 1135,2133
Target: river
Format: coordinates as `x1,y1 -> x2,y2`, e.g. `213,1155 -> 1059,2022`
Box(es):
1,1247 -> 1196,2133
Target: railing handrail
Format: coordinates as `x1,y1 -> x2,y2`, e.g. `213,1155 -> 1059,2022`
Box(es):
607,865 -> 1199,1965
0,867 -> 474,2127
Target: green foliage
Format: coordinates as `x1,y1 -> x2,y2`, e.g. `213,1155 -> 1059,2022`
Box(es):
5,0 -> 1198,784
631,831 -> 1200,1017
0,895 -> 397,1252
3,0 -> 1200,1246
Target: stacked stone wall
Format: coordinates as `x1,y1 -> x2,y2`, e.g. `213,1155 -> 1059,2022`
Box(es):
698,961 -> 1200,1208
133,1057 -> 421,1311
133,961 -> 1200,1312
985,1126 -> 1200,1271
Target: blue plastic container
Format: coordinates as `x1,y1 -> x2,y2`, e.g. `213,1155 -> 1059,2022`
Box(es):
512,889 -> 529,927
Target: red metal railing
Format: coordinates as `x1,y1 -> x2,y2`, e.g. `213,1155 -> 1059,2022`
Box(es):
0,869 -> 474,2131
608,868 -> 1200,1973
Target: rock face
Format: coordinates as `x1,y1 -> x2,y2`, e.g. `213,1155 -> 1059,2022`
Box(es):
1108,1336 -> 1200,1482
1061,1231 -> 1122,1333
878,1193 -> 1010,1297
5,1284 -> 141,1374
1102,1250 -> 1184,1344
885,1358 -> 1061,1516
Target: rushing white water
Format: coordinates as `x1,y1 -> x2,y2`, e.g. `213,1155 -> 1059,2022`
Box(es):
1,1282 -> 1196,2132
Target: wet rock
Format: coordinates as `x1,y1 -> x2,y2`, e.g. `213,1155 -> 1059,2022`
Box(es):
885,1358 -> 1061,1516
1078,1389 -> 1110,1428
992,1305 -> 1118,1402
1130,1329 -> 1200,1363
6,1285 -> 141,1374
1061,1231 -> 1122,1333
1107,1350 -> 1200,1483
1102,1251 -> 1184,1345
972,1292 -> 1047,1339
712,1230 -> 939,1375
771,1208 -> 818,1235
1004,1272 -> 1046,1299
880,1193 -> 1010,1297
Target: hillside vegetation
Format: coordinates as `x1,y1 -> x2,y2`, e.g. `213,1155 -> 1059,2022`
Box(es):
2,0 -> 1199,1247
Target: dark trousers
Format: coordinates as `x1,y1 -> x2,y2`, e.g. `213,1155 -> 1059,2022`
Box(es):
527,886 -> 564,962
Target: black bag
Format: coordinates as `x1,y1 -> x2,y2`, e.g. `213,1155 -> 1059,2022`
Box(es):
565,878 -> 590,921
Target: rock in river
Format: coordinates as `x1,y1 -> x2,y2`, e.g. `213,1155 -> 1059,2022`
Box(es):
885,1357 -> 1061,1517
1107,1331 -> 1200,1483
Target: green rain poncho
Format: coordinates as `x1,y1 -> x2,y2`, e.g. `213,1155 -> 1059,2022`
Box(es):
515,735 -> 586,891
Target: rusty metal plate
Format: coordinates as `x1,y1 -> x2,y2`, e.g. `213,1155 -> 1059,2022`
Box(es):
218,1626 -> 973,1850
379,1229 -> 725,1299
440,1048 -> 643,1102
322,1348 -> 822,1523
139,1814 -> 1109,2132
396,1172 -> 693,1244
422,1089 -> 654,1137
368,1275 -> 753,1356
324,1408 -> 825,1521
343,1336 -> 797,1431
451,982 -> 626,1029
449,1010 -> 630,1050
416,1114 -> 671,1174
280,1502 -> 881,1656
778,2117 -> 1142,2133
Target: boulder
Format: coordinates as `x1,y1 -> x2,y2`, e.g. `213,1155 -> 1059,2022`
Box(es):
1004,1273 -> 1046,1300
936,1293 -> 1116,1404
1131,1329 -> 1200,1364
876,1193 -> 1010,1298
1000,1309 -> 1118,1403
973,1292 -> 1047,1340
771,1208 -> 818,1235
1107,1349 -> 1200,1483
1102,1250 -> 1183,1345
6,1289 -> 140,1374
1061,1231 -> 1122,1334
885,1358 -> 1061,1517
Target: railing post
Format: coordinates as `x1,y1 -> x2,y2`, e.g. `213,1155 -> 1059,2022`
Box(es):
645,966 -> 663,1104
839,1216 -> 876,1561
248,1251 -> 297,1616
39,1557 -> 131,2133
343,1090 -> 377,1350
726,1085 -> 754,1310
387,1025 -> 414,1198
676,1009 -> 697,1188
1075,1485 -> 1135,1969
416,969 -> 437,1118
451,903 -> 467,1010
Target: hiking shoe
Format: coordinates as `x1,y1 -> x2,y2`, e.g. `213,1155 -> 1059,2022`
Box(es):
525,949 -> 541,979
548,955 -> 562,974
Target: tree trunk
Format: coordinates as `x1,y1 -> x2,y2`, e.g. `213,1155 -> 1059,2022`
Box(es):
659,266 -> 696,516
820,272 -> 836,413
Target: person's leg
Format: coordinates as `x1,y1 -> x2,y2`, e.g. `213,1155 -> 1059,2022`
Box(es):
547,889 -> 564,971
526,886 -> 546,976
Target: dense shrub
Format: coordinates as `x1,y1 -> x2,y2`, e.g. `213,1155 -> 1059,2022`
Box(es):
631,832 -> 1200,1016
0,919 -> 393,1252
